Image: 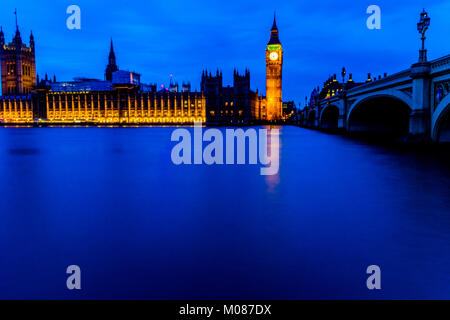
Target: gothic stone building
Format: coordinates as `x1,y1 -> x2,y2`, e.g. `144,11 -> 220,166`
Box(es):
265,15 -> 283,120
0,24 -> 36,122
0,25 -> 36,95
201,69 -> 266,124
0,17 -> 282,124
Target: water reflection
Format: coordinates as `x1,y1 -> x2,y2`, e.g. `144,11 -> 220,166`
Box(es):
263,126 -> 281,193
8,148 -> 40,155
0,126 -> 449,299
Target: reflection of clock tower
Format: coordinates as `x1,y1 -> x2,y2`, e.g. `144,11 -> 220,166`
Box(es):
265,14 -> 283,121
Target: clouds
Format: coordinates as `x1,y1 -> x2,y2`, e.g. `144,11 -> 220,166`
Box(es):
1,0 -> 448,103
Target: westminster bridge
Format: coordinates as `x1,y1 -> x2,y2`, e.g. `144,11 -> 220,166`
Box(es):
300,55 -> 450,143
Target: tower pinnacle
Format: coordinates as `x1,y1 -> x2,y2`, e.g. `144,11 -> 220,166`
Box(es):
15,8 -> 18,30
265,14 -> 283,121
268,13 -> 281,45
13,8 -> 22,44
272,12 -> 278,31
0,26 -> 4,46
109,38 -> 116,63
30,30 -> 35,51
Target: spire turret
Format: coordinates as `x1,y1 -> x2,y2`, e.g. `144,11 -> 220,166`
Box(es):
108,38 -> 116,66
105,38 -> 119,81
0,26 -> 4,46
268,12 -> 281,45
30,30 -> 35,51
271,12 -> 278,31
15,8 -> 18,30
13,8 -> 22,45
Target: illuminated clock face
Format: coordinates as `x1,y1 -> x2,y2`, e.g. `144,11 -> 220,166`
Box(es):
269,52 -> 279,61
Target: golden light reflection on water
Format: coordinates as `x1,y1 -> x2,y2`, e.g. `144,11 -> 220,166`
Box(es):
264,125 -> 281,193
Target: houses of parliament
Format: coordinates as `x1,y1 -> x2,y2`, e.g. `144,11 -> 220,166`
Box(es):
0,15 -> 284,124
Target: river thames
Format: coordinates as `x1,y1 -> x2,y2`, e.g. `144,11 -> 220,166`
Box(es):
0,126 -> 449,299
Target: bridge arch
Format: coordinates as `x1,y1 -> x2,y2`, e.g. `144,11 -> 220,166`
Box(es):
431,95 -> 450,142
307,109 -> 316,127
320,105 -> 339,129
347,92 -> 412,136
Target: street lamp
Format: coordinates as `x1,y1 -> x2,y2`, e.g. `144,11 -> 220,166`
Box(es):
417,9 -> 430,63
341,67 -> 346,83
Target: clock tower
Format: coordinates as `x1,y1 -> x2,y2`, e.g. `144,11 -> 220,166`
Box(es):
265,14 -> 283,121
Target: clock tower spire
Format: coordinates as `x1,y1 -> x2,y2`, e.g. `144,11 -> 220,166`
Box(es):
266,13 -> 283,121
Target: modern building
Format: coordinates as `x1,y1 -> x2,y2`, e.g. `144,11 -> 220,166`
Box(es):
112,70 -> 140,86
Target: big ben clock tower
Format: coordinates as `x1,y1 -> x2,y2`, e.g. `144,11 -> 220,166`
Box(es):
266,14 -> 283,121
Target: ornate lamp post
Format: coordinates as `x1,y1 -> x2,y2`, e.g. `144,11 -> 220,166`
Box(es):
417,9 -> 430,63
408,9 -> 432,138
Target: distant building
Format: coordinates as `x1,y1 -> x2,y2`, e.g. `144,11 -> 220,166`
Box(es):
112,70 -> 140,85
0,15 -> 284,125
49,78 -> 113,92
0,23 -> 36,95
201,69 -> 266,124
41,86 -> 205,124
169,79 -> 179,93
140,83 -> 157,93
282,101 -> 296,118
308,72 -> 363,107
105,39 -> 119,81
181,82 -> 191,93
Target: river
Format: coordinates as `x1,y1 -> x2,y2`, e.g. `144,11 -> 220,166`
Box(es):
0,126 -> 449,299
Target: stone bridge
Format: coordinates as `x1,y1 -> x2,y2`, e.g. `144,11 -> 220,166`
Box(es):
301,55 -> 450,143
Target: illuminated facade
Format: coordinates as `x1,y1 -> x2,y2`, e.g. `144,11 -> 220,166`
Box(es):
265,15 -> 283,121
0,95 -> 33,123
42,84 -> 205,124
0,22 -> 36,123
0,24 -> 36,96
0,16 -> 285,124
0,82 -> 205,125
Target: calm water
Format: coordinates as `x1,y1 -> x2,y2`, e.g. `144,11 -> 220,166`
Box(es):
0,126 -> 449,299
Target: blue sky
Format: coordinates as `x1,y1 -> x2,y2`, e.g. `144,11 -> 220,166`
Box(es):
1,0 -> 449,105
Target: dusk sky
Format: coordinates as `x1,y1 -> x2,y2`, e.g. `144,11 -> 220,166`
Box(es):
1,0 -> 449,105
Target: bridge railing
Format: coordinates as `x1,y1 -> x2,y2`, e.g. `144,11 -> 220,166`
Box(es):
430,54 -> 450,74
345,70 -> 411,94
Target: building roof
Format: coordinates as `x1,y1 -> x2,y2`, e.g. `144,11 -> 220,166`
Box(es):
50,79 -> 113,92
268,14 -> 281,45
